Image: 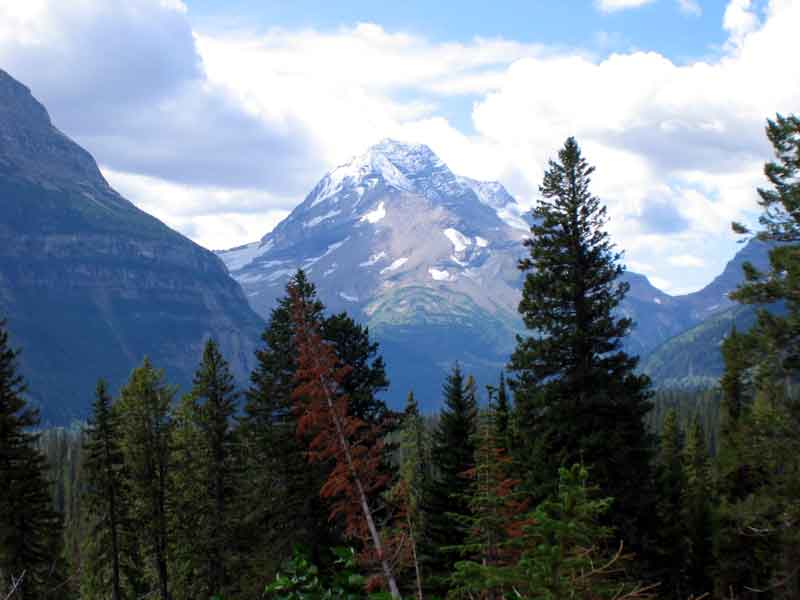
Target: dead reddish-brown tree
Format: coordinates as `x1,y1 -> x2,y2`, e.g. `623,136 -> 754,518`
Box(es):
289,282 -> 401,599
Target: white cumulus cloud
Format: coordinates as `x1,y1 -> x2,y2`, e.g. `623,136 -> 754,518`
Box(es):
596,0 -> 657,13
1,0 -> 798,293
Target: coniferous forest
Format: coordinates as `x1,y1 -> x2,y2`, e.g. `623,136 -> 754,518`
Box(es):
2,117 -> 800,599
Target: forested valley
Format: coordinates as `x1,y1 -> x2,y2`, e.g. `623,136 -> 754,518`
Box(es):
2,116 -> 800,600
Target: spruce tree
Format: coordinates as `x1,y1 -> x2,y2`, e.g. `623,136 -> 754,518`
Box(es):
451,465 -> 652,599
0,319 -> 64,600
652,410 -> 689,599
239,270 -> 392,586
81,379 -> 124,600
422,363 -> 478,592
681,416 -> 714,598
715,114 -> 800,599
508,137 -> 654,551
171,340 -> 240,599
237,270 -> 332,586
450,404 -> 521,599
391,391 -> 430,598
116,358 -> 175,600
193,339 -> 239,596
322,312 -> 391,424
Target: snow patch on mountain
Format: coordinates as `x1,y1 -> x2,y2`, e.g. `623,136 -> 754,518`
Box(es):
360,251 -> 387,267
304,238 -> 350,267
306,210 -> 340,228
380,257 -> 408,274
311,145 -> 416,210
429,267 -> 454,282
360,201 -> 386,224
475,236 -> 489,248
444,228 -> 471,253
266,268 -> 295,282
221,239 -> 274,272
496,206 -> 530,231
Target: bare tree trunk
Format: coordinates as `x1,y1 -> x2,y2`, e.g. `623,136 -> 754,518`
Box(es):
407,513 -> 424,600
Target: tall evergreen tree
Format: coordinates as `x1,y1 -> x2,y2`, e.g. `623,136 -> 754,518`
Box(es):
681,415 -> 714,598
508,137 -> 654,551
171,340 -> 240,599
322,312 -> 391,424
715,114 -> 800,599
116,358 -> 175,600
0,319 -> 64,600
238,270 -> 327,585
451,465 -> 653,600
422,363 -> 478,592
238,270 -> 393,586
390,391 -> 430,598
652,410 -> 689,599
289,280 -> 401,598
450,404 -> 522,600
494,372 -> 511,447
81,379 -> 124,600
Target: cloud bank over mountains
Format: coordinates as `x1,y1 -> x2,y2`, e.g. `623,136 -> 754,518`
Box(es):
0,0 -> 797,292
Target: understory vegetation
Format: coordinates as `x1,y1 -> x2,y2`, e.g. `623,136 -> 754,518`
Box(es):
2,115 -> 800,599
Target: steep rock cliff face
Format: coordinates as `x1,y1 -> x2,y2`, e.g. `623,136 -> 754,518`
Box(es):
0,69 -> 263,422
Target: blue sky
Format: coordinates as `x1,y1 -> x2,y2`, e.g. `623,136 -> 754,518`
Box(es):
185,0 -> 730,59
0,0 -> 796,294
183,0 -> 740,136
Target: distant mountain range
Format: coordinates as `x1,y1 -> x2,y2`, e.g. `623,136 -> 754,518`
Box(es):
0,68 -> 774,421
0,69 -> 264,423
217,139 -> 773,407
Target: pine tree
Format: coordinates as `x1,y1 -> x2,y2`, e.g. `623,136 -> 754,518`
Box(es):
715,113 -> 800,599
494,372 -> 511,450
238,270 -> 393,587
171,340 -> 240,599
81,379 -> 124,600
289,279 -> 401,598
508,137 -> 654,552
389,391 -> 430,598
237,270 -> 327,586
192,339 -> 239,596
450,404 -> 522,599
422,363 -> 478,592
116,358 -> 175,600
681,415 -> 714,598
451,465 -> 654,600
652,409 -> 689,599
322,312 -> 391,424
0,319 -> 64,600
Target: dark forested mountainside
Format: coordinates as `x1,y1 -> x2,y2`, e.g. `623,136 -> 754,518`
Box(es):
0,69 -> 264,423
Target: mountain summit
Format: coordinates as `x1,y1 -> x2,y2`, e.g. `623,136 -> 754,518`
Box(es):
220,139 -> 532,321
219,140 -> 685,407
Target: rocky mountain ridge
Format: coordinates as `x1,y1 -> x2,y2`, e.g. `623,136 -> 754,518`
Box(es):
218,139 -> 727,407
0,69 -> 264,423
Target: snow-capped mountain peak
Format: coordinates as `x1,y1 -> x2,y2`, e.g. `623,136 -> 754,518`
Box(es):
219,139 -> 532,311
